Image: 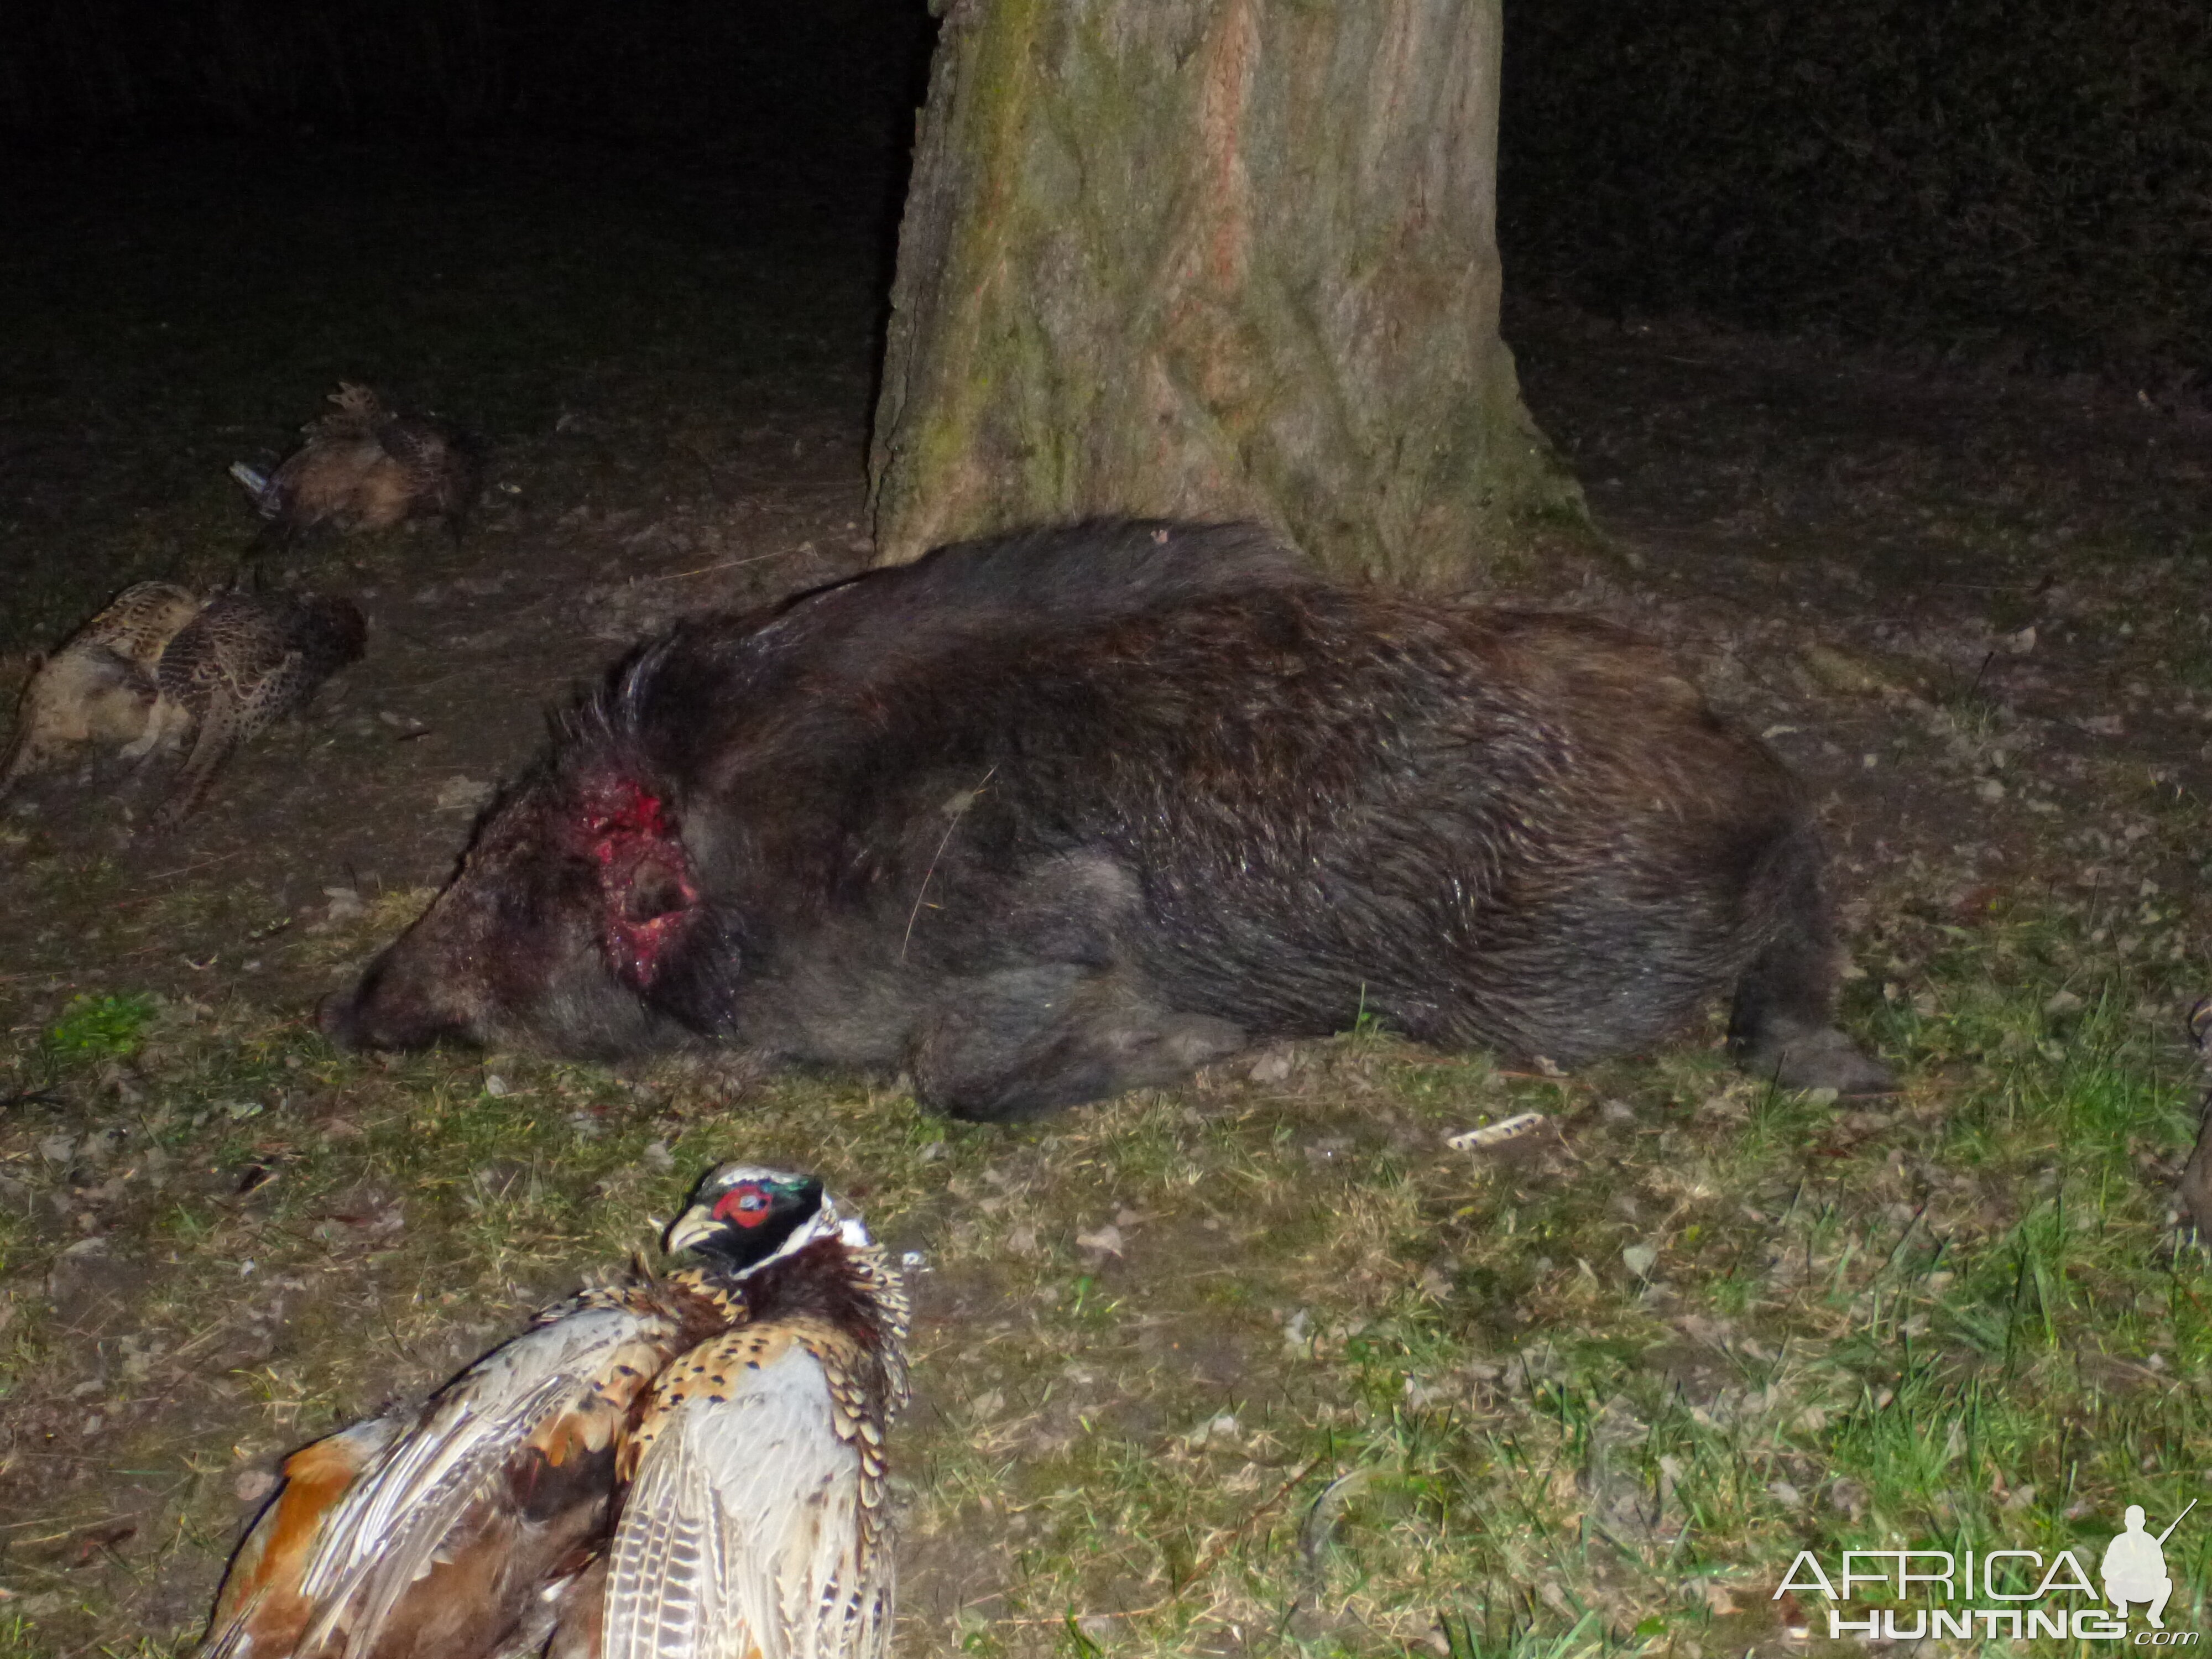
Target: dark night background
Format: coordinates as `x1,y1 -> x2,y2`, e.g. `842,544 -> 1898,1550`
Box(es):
1499,0 -> 2212,383
2,2 -> 936,170
2,0 -> 2208,659
5,0 -> 2207,382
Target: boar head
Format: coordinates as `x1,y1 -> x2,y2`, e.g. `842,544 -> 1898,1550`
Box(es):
321,765 -> 715,1059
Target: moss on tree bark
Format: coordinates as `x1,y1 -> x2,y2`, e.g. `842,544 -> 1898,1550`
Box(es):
870,0 -> 1583,587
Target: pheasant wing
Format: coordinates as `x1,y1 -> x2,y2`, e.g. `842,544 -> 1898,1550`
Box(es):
603,1329 -> 890,1659
291,1298 -> 685,1654
149,663 -> 264,829
372,416 -> 448,472
194,1413 -> 408,1658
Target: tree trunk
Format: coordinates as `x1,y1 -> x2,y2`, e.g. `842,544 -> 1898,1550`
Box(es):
869,0 -> 1583,587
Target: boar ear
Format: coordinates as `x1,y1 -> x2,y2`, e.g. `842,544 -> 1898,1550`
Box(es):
601,843 -> 701,989
578,774 -> 702,988
620,852 -> 692,924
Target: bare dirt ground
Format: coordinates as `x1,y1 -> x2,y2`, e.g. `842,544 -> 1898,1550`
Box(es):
2,146 -> 2209,1657
1507,295 -> 2212,894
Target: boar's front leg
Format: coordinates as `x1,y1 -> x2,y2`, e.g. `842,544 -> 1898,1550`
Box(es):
1725,826 -> 1895,1095
906,964 -> 1246,1120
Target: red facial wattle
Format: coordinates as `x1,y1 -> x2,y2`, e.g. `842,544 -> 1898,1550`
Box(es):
712,1184 -> 773,1227
577,778 -> 698,989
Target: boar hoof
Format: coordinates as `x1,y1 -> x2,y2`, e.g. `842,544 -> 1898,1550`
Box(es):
1735,1019 -> 1896,1096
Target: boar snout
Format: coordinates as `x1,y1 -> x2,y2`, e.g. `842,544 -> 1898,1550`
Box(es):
320,768 -> 710,1062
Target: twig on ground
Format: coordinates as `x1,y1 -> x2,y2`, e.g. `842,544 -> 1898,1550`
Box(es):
637,549 -> 811,585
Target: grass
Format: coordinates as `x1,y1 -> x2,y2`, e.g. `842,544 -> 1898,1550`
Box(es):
35,997 -> 157,1065
1,881 -> 2208,1657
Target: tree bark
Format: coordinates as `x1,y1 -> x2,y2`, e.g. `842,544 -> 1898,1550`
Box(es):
869,0 -> 1582,587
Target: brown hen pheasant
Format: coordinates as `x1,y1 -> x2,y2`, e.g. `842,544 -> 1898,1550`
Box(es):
232,383 -> 481,547
194,1165 -> 909,1659
130,591 -> 366,830
0,581 -> 204,796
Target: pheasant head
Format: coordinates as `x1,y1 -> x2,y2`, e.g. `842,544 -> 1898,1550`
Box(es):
663,1162 -> 863,1277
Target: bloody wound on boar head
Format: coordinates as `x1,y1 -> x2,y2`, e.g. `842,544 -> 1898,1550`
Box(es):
322,519 -> 1892,1116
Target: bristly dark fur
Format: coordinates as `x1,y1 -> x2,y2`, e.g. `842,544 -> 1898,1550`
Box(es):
323,519 -> 1891,1109
556,518 -> 1312,774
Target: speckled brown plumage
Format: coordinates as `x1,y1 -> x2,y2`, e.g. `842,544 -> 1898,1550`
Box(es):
234,383 -> 481,545
132,590 -> 366,830
0,581 -> 205,794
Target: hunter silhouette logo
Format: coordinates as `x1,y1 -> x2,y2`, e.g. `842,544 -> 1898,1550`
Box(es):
2105,1502 -> 2195,1630
1775,1499 -> 2200,1642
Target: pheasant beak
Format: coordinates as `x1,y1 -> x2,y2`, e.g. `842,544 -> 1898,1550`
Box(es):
663,1203 -> 719,1257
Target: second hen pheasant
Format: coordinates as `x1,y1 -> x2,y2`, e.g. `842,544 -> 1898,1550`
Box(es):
232,383 -> 481,547
131,591 -> 366,830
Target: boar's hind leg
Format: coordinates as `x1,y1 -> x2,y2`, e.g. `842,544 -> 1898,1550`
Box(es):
907,966 -> 1246,1121
1726,834 -> 1895,1095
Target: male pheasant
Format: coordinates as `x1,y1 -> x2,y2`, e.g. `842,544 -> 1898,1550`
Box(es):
231,383 -> 481,547
599,1165 -> 910,1659
194,1164 -> 909,1659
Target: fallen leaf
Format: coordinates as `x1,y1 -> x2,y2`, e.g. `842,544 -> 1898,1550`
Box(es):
71,1524 -> 134,1566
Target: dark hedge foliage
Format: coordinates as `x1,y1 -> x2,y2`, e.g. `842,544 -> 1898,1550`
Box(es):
0,0 -> 934,164
1500,0 -> 2212,379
